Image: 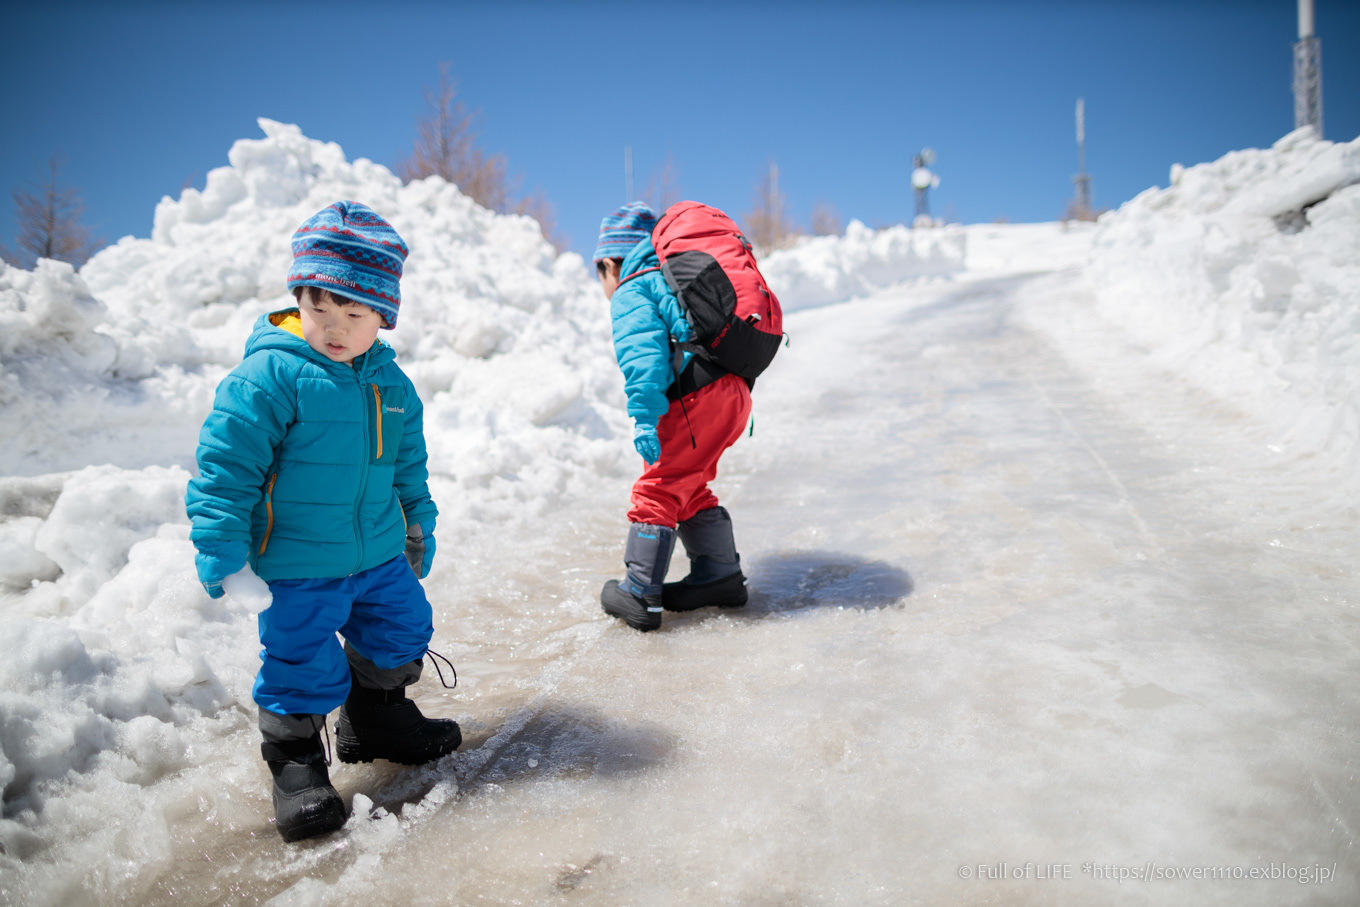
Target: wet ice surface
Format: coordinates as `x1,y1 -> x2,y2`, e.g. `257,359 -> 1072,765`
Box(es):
62,267 -> 1348,907
8,267 -> 1359,906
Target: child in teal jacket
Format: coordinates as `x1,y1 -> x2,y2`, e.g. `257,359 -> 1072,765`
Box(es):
185,201 -> 460,842
594,203 -> 752,632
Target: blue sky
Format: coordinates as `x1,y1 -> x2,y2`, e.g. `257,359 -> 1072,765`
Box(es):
3,0 -> 1358,258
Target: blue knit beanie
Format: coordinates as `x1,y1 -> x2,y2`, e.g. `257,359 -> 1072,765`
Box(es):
287,201 -> 409,329
593,202 -> 658,264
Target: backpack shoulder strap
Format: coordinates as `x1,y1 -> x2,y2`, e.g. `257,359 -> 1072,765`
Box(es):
616,265 -> 661,290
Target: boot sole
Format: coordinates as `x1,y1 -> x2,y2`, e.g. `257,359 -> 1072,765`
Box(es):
273,790 -> 346,842
662,575 -> 749,612
601,580 -> 662,631
663,595 -> 748,613
277,807 -> 346,842
335,727 -> 462,766
336,733 -> 380,765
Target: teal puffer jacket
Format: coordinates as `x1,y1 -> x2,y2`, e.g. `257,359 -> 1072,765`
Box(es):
611,237 -> 694,422
185,310 -> 437,582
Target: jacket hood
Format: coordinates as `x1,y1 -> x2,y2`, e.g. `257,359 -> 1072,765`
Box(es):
619,237 -> 660,280
243,308 -> 395,372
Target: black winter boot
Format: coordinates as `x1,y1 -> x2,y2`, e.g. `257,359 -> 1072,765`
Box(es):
663,506 -> 747,611
262,735 -> 347,842
336,685 -> 462,766
663,570 -> 749,612
601,579 -> 662,631
600,523 -> 676,631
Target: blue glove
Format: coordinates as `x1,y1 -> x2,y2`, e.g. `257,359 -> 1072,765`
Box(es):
406,520 -> 436,579
633,420 -> 661,465
195,540 -> 249,599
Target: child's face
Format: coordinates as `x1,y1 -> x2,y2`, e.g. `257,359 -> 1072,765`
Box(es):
297,290 -> 384,364
597,259 -> 621,299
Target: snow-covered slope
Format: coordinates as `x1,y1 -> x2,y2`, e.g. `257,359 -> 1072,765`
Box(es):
1078,127 -> 1360,486
2,120 -> 1358,902
4,119 -> 623,482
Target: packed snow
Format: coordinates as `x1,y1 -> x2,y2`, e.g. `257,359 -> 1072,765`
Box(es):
0,121 -> 1356,905
760,218 -> 1094,313
1076,127 -> 1360,491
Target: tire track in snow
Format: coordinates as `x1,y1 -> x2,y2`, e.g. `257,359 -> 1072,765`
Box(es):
1029,376 -> 1166,560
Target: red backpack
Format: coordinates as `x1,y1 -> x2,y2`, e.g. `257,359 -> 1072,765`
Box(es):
637,201 -> 784,390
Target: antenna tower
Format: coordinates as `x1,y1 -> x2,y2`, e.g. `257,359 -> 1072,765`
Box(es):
1072,98 -> 1093,219
1293,0 -> 1323,136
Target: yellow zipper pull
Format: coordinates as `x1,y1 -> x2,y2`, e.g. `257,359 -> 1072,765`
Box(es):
371,384 -> 383,460
259,473 -> 278,556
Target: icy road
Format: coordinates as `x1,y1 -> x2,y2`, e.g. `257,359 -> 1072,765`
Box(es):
100,264 -> 1356,906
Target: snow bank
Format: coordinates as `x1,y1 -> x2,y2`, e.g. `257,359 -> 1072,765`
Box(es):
0,261 -> 174,475
958,220 -> 1095,275
0,466 -> 245,824
1082,127 -> 1360,485
760,220 -> 967,311
0,119 -> 631,876
0,118 -> 624,480
759,219 -> 1096,312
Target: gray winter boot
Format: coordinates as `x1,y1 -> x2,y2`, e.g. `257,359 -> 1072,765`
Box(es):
600,522 -> 676,631
663,506 -> 747,612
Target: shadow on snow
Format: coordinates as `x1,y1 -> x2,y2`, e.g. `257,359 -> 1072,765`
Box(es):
696,549 -> 913,621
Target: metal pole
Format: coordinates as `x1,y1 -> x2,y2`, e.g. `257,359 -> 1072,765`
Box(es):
1076,98 -> 1086,175
913,155 -> 927,220
1293,0 -> 1323,136
625,146 -> 634,202
1073,98 -> 1092,216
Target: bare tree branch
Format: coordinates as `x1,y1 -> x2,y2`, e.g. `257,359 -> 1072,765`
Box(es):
396,62 -> 511,210
809,200 -> 842,236
397,62 -> 563,250
514,188 -> 568,253
8,155 -> 103,269
744,161 -> 798,257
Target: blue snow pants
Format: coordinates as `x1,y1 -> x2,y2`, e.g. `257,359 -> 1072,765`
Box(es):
253,554 -> 433,717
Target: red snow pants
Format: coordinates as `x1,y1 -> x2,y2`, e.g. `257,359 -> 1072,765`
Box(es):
628,373 -> 752,526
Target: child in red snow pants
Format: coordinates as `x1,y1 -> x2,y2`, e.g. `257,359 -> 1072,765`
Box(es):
628,374 -> 751,526
594,202 -> 757,630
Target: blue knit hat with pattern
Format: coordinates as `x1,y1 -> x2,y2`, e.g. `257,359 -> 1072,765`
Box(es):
287,201 -> 409,329
593,202 -> 658,264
